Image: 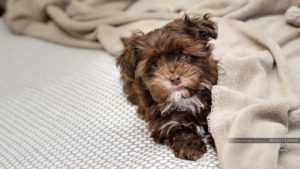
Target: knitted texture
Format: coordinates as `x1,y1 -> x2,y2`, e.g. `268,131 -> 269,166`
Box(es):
0,20 -> 219,169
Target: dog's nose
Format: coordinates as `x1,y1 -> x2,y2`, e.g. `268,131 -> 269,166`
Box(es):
169,75 -> 181,85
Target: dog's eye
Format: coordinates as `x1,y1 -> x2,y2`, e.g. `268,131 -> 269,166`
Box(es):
181,55 -> 191,59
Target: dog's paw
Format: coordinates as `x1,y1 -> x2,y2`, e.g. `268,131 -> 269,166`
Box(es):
171,133 -> 207,160
173,139 -> 207,160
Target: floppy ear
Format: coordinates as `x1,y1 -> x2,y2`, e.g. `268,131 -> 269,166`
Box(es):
116,37 -> 138,81
184,13 -> 218,41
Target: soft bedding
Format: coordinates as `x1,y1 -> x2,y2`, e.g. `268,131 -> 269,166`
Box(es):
2,0 -> 300,169
0,19 -> 219,169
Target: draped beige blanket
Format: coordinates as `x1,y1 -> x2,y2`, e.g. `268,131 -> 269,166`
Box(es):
4,0 -> 300,169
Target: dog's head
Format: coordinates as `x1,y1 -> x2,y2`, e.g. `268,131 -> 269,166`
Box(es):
117,14 -> 218,105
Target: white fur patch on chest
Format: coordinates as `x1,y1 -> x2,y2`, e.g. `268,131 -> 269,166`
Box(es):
158,120 -> 207,138
161,95 -> 205,116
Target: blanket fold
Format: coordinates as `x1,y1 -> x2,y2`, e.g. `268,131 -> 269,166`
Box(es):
4,0 -> 300,169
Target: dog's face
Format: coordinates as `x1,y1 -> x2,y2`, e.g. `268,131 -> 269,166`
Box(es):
117,14 -> 218,104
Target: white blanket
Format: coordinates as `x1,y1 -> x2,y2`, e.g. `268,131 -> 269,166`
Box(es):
0,19 -> 219,169
210,15 -> 300,169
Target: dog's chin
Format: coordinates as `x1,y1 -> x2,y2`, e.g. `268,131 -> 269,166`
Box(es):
167,87 -> 190,102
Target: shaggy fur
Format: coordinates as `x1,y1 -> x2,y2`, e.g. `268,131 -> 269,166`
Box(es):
117,14 -> 218,160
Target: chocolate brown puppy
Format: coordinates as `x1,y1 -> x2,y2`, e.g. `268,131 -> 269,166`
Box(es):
117,14 -> 218,160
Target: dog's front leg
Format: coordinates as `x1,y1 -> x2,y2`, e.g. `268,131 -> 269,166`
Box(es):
150,119 -> 207,160
168,129 -> 207,160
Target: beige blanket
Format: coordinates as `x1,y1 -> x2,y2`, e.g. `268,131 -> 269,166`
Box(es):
4,0 -> 300,169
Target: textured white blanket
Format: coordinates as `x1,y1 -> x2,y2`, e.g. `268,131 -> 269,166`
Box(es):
210,15 -> 300,169
0,20 -> 219,169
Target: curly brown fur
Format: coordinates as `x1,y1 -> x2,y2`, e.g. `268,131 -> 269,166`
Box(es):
117,14 -> 218,160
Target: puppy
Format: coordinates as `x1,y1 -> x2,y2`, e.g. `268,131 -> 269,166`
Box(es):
117,14 -> 218,160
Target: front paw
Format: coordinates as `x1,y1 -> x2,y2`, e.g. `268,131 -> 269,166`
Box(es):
171,135 -> 207,160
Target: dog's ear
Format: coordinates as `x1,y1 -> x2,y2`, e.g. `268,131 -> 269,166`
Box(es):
117,33 -> 144,80
184,13 -> 217,41
117,37 -> 136,80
